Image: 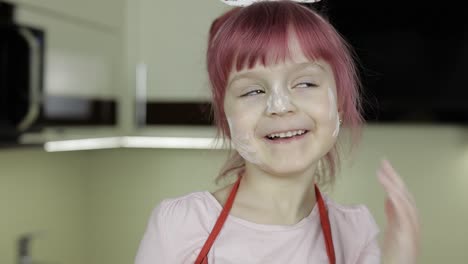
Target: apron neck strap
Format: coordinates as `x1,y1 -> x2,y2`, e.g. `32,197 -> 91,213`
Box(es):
195,174 -> 336,264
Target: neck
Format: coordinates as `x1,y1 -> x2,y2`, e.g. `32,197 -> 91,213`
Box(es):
236,162 -> 318,225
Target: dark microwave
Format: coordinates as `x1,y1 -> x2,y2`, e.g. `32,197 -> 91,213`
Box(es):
0,1 -> 45,145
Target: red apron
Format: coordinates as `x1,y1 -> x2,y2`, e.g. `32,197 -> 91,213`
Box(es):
194,174 -> 336,264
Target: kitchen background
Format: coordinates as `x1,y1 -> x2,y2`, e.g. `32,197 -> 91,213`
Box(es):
1,1 -> 468,264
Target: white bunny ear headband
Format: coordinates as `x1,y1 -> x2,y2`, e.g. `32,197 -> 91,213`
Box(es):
220,0 -> 321,7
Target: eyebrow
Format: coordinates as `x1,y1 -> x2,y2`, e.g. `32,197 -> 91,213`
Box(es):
227,62 -> 325,87
299,62 -> 326,72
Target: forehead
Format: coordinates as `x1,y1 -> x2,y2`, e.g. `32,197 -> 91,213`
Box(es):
233,58 -> 327,74
227,59 -> 332,87
227,33 -> 333,83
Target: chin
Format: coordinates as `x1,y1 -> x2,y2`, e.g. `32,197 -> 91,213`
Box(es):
263,158 -> 315,177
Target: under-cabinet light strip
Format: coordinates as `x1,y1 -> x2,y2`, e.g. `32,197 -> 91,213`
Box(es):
44,136 -> 226,152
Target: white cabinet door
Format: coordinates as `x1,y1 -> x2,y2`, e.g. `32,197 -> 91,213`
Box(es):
9,0 -> 124,126
15,9 -> 122,100
134,0 -> 230,102
8,0 -> 124,29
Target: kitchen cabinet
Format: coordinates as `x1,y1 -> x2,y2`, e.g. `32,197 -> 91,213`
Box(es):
4,0 -> 125,141
7,0 -> 124,29
0,0 -> 127,146
127,0 -> 230,126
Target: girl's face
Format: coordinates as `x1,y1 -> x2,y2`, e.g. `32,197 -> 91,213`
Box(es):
223,40 -> 341,175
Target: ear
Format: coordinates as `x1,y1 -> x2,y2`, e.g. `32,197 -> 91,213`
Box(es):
338,110 -> 343,125
338,110 -> 343,120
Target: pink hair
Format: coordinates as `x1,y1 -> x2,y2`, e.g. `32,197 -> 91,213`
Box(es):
206,0 -> 365,186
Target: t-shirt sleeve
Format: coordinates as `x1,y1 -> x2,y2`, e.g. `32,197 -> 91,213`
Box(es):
134,200 -> 173,264
355,206 -> 381,264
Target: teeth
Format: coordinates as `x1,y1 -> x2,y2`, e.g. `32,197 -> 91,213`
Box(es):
267,130 -> 306,139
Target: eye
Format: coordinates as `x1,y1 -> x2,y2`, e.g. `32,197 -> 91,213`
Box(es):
295,82 -> 318,88
240,89 -> 265,97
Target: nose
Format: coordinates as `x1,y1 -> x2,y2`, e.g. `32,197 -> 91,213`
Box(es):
265,88 -> 297,116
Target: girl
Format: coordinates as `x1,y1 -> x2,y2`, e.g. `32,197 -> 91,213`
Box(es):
135,1 -> 420,263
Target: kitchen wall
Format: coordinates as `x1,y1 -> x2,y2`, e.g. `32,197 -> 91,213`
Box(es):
331,124 -> 468,263
1,124 -> 468,263
0,148 -> 89,264
84,124 -> 468,264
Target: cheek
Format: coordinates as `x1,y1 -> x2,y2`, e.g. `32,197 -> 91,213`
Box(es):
226,110 -> 258,139
225,99 -> 264,133
226,112 -> 264,165
294,92 -> 330,119
294,88 -> 339,134
327,87 -> 339,119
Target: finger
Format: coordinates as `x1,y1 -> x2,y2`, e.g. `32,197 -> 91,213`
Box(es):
378,165 -> 421,261
387,193 -> 421,256
385,197 -> 395,221
384,179 -> 421,240
378,160 -> 417,207
379,167 -> 419,225
384,194 -> 420,260
378,170 -> 420,236
381,159 -> 405,188
380,184 -> 421,264
377,162 -> 420,238
378,164 -> 420,231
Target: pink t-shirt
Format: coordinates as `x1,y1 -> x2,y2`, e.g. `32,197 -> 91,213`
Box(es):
135,191 -> 381,264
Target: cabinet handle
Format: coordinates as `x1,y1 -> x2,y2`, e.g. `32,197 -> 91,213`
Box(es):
135,62 -> 147,127
16,28 -> 41,132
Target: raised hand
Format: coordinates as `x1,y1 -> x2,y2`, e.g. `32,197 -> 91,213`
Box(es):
377,159 -> 420,264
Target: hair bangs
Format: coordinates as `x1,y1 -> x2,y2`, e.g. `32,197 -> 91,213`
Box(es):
220,3 -> 335,75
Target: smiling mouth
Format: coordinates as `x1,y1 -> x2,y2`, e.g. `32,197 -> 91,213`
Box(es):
265,129 -> 309,141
